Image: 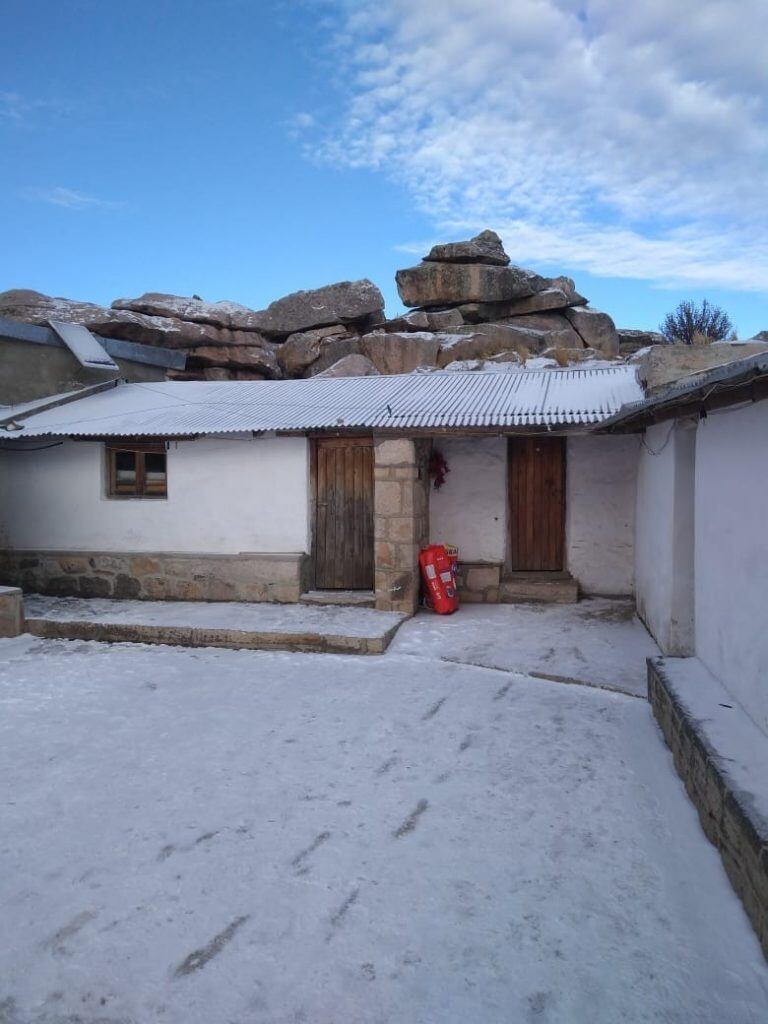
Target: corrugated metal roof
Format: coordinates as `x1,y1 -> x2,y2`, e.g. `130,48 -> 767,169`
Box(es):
1,366 -> 643,438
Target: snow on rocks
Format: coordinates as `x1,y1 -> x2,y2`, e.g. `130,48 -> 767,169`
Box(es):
360,330 -> 441,374
314,353 -> 380,378
255,278 -> 385,336
0,230 -> 648,383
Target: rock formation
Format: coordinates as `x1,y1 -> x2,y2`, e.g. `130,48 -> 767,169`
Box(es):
0,229 -> 653,381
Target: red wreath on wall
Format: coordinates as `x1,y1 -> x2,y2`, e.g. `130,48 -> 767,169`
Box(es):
429,448 -> 450,490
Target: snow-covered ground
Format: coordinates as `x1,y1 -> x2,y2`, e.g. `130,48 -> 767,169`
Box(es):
1,628 -> 767,1023
392,598 -> 658,697
24,594 -> 405,640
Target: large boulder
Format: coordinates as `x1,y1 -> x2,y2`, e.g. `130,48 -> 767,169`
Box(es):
303,335 -> 361,376
437,324 -> 550,367
502,312 -> 585,349
377,310 -> 431,332
255,279 -> 384,336
360,331 -> 441,374
186,342 -> 281,377
639,342 -> 768,391
616,328 -> 666,355
505,279 -> 586,315
315,354 -> 380,378
424,308 -> 465,330
395,263 -> 543,308
112,292 -> 263,331
277,325 -> 352,376
376,308 -> 466,333
424,229 -> 510,266
563,307 -> 619,356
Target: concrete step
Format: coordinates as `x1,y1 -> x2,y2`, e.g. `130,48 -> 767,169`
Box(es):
500,572 -> 579,605
300,590 -> 375,608
23,594 -> 404,655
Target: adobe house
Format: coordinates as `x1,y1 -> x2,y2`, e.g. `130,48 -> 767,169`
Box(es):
0,366 -> 642,612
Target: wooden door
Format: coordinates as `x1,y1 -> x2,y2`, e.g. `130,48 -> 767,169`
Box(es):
508,437 -> 565,571
312,437 -> 374,590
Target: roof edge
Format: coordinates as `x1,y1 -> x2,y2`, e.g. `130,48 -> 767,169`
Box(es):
0,315 -> 185,370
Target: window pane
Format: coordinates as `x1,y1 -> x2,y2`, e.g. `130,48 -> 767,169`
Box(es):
144,452 -> 167,495
114,450 -> 137,492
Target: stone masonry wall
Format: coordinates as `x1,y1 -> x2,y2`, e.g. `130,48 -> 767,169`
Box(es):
454,562 -> 502,602
0,586 -> 24,636
373,438 -> 430,614
0,550 -> 309,603
648,659 -> 768,959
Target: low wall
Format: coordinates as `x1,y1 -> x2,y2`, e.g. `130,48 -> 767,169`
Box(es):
0,550 -> 309,603
648,658 -> 768,959
454,561 -> 501,602
0,586 -> 24,636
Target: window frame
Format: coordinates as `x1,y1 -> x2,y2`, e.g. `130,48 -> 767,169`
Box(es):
105,440 -> 168,499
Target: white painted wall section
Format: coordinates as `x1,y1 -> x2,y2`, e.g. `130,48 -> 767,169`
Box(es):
0,436 -> 310,554
429,437 -> 507,562
635,423 -> 677,648
634,422 -> 696,656
695,403 -> 768,735
566,435 -> 638,595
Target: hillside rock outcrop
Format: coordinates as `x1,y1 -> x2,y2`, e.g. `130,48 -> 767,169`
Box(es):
0,230 -> 643,382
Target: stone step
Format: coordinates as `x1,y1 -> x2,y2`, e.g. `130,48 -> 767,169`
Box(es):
22,595 -> 405,656
300,590 -> 375,608
500,572 -> 579,605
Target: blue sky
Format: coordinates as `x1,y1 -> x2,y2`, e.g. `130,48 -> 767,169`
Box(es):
2,0 -> 766,336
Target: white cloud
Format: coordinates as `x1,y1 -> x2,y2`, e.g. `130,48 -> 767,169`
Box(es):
23,187 -> 126,211
0,91 -> 26,121
0,89 -> 72,123
317,0 -> 768,291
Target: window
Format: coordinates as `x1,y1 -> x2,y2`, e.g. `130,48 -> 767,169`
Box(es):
106,442 -> 167,498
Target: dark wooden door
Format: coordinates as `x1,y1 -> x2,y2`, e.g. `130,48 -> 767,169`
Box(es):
508,437 -> 565,570
313,437 -> 374,590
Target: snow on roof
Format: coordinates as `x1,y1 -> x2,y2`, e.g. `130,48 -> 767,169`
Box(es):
2,366 -> 643,438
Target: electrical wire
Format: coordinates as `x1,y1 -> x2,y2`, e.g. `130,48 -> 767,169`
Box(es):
0,442 -> 64,452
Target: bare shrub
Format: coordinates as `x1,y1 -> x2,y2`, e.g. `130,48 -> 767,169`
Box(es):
660,300 -> 734,345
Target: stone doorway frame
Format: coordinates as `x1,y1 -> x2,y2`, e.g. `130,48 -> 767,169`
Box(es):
372,437 -> 431,614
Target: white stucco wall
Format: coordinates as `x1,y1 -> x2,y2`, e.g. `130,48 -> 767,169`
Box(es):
694,403 -> 768,735
566,435 -> 638,595
634,421 -> 696,655
429,437 -> 507,562
0,436 -> 310,554
635,423 -> 677,650
429,434 -> 638,589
